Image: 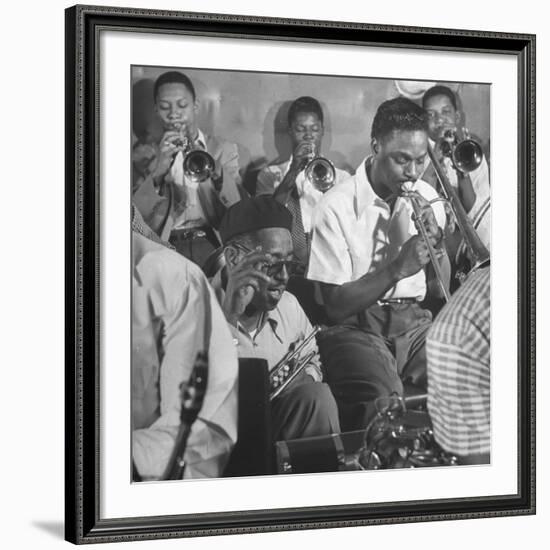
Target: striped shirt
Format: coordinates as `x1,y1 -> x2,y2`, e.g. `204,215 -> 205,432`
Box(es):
427,266 -> 490,457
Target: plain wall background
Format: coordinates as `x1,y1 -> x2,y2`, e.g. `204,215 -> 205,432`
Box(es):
0,1 -> 545,549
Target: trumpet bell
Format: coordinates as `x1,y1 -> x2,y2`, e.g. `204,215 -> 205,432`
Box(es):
453,139 -> 483,173
304,157 -> 336,193
183,150 -> 216,183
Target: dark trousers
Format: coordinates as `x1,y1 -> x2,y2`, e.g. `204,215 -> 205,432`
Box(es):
271,380 -> 341,442
318,303 -> 431,432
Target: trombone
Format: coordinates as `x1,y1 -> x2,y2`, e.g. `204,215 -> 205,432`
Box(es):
398,135 -> 490,302
269,325 -> 321,401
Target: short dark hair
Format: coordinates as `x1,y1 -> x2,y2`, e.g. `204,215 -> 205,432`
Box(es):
422,85 -> 457,111
287,96 -> 324,127
153,71 -> 196,102
371,97 -> 429,142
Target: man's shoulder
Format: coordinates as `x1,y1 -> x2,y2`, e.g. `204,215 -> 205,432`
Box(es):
316,173 -> 356,213
134,233 -> 206,286
277,291 -> 308,317
204,133 -> 237,156
334,166 -> 352,181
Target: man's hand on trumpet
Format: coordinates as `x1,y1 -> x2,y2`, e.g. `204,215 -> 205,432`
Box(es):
289,141 -> 315,173
152,130 -> 186,184
273,141 -> 314,202
409,191 -> 444,249
392,235 -> 432,279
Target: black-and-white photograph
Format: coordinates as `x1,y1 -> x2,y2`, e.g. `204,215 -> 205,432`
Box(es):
130,66 -> 491,482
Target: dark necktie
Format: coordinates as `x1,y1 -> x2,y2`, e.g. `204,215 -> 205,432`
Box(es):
285,185 -> 308,268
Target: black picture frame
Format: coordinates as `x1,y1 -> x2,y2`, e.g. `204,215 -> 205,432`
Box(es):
65,4 -> 536,544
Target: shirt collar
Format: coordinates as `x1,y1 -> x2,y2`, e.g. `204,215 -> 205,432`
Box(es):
239,308 -> 283,344
263,309 -> 283,342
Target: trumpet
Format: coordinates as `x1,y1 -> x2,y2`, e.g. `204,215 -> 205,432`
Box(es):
301,142 -> 336,193
269,325 -> 321,401
399,185 -> 451,302
438,128 -> 484,173
171,123 -> 216,183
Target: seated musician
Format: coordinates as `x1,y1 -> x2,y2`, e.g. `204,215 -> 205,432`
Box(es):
426,266 -> 490,465
212,196 -> 341,442
132,70 -> 247,266
421,85 -> 491,252
131,206 -> 238,480
307,97 -> 449,432
256,96 -> 350,322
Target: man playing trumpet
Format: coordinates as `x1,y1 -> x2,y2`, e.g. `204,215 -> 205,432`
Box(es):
308,97 -> 449,431
212,196 -> 340,442
421,85 -> 490,252
132,70 -> 247,266
257,96 -> 350,264
257,96 -> 350,322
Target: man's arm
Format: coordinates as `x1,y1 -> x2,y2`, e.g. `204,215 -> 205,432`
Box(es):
271,142 -> 315,204
319,245 -> 420,324
455,171 -> 476,213
308,199 -> 434,324
132,257 -> 238,480
271,165 -> 303,205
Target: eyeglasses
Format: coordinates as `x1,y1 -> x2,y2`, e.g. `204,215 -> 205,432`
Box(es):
232,242 -> 304,277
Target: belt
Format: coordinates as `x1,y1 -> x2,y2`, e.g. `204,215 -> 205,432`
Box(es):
376,297 -> 419,306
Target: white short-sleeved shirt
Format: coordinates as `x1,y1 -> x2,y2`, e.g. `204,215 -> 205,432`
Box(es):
256,158 -> 350,233
307,157 -> 446,301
